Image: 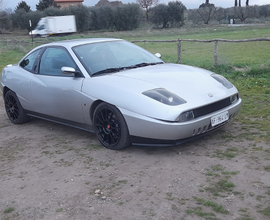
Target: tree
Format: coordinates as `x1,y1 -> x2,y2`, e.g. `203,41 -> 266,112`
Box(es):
97,7 -> 115,30
11,9 -> 44,31
0,0 -> 8,33
198,2 -> 216,24
0,10 -> 9,32
246,0 -> 249,6
234,4 -> 251,22
136,0 -> 158,21
168,1 -> 186,26
43,6 -> 70,16
216,7 -> 226,22
89,4 -> 141,31
70,4 -> 90,32
150,1 -> 186,28
89,7 -> 100,30
113,4 -> 141,31
151,4 -> 170,28
259,5 -> 270,17
235,0 -> 237,7
199,1 -> 214,8
36,0 -> 60,11
15,1 -> 31,12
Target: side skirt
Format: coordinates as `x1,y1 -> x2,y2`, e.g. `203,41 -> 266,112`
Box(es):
26,111 -> 95,133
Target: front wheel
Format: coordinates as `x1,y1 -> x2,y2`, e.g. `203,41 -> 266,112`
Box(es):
93,103 -> 131,150
4,90 -> 30,124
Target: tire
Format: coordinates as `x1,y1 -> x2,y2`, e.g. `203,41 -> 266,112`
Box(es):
4,90 -> 30,124
93,103 -> 131,150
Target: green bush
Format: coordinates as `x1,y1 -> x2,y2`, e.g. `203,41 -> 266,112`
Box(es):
43,7 -> 71,16
70,5 -> 91,32
89,6 -> 115,30
11,9 -> 44,32
89,4 -> 141,31
114,4 -> 141,31
259,4 -> 270,17
150,1 -> 186,28
0,10 -> 10,31
168,1 -> 186,26
150,4 -> 170,28
15,1 -> 31,12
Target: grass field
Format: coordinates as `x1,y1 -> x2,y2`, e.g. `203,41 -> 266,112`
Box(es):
1,25 -> 270,68
1,25 -> 270,140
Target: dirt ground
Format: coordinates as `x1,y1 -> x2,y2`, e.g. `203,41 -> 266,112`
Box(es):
0,94 -> 270,220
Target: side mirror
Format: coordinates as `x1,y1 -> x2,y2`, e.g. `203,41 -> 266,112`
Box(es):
21,59 -> 30,68
61,67 -> 79,76
155,53 -> 161,58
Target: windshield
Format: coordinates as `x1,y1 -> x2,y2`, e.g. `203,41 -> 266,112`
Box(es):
72,40 -> 164,76
35,19 -> 45,31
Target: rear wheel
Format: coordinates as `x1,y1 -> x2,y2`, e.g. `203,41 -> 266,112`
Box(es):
4,90 -> 30,124
93,103 -> 130,150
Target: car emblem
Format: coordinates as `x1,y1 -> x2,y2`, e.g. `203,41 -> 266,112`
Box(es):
208,93 -> 213,97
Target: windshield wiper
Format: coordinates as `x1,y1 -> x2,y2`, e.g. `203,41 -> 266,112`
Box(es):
92,67 -> 125,76
124,62 -> 164,69
92,62 -> 164,76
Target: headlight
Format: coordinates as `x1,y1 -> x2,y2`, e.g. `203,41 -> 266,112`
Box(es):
176,110 -> 194,122
29,30 -> 35,35
230,93 -> 239,104
211,74 -> 233,89
142,88 -> 186,106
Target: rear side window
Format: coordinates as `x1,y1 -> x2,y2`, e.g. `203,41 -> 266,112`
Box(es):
20,49 -> 42,72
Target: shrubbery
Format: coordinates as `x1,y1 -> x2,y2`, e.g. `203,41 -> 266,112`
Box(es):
114,4 -> 141,31
7,4 -> 141,33
1,2 -> 270,34
11,9 -> 44,31
188,4 -> 270,25
0,10 -> 10,32
70,5 -> 90,32
150,1 -> 186,28
89,3 -> 141,31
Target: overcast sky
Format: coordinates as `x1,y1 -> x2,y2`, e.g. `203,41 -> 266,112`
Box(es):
4,0 -> 270,11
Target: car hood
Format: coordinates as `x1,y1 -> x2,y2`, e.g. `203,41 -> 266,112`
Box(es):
83,64 -> 238,121
116,63 -> 225,98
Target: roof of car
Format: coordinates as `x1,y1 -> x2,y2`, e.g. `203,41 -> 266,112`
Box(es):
46,38 -> 122,48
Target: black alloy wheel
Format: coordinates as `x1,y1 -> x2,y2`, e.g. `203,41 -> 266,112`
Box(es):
93,103 -> 130,150
4,90 -> 29,124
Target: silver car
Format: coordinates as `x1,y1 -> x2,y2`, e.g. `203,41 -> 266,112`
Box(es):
0,38 -> 241,150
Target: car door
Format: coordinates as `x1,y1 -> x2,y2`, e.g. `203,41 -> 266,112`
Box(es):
30,46 -> 85,124
11,48 -> 43,111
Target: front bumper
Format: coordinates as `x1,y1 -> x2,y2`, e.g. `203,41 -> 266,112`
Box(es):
120,98 -> 242,146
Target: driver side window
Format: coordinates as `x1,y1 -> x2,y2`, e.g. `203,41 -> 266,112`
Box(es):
39,47 -> 76,76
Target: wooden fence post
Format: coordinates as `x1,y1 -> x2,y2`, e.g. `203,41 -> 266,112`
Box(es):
177,40 -> 181,64
144,40 -> 146,49
214,40 -> 218,65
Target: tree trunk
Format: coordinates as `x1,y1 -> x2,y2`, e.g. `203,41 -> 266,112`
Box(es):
235,0 -> 237,7
205,0 -> 209,4
239,0 -> 241,7
246,0 -> 249,6
145,6 -> 149,21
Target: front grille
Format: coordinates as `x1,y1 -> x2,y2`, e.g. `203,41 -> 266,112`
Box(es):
193,97 -> 231,118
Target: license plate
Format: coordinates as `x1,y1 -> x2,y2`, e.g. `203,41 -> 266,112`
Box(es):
211,111 -> 229,127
